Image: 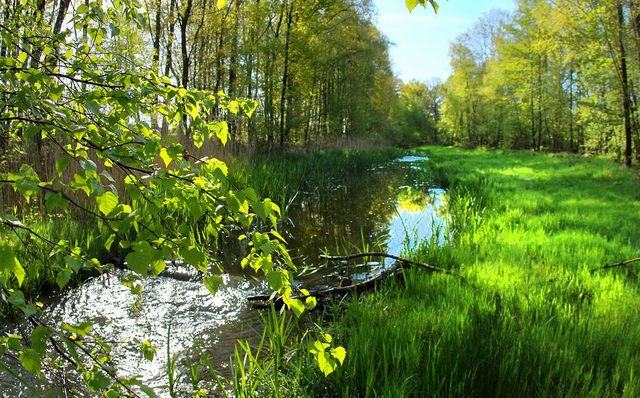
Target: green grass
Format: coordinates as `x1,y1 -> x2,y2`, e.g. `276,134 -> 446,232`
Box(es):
0,215 -> 114,301
285,146 -> 640,397
227,148 -> 403,212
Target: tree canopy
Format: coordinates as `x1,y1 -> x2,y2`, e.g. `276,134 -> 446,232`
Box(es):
440,0 -> 640,166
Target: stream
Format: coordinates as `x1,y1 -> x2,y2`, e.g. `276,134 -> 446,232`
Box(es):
0,155 -> 447,397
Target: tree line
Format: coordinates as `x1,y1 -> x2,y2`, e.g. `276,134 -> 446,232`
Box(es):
440,0 -> 640,166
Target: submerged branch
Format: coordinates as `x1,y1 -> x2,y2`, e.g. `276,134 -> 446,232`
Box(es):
320,252 -> 454,275
247,252 -> 456,308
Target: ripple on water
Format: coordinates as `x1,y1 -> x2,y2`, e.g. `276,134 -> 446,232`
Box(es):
45,271 -> 266,391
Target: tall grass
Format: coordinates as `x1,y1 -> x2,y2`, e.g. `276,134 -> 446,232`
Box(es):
284,146 -> 640,397
227,148 -> 403,212
0,214 -> 113,301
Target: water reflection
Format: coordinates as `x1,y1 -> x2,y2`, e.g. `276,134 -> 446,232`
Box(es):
285,155 -> 445,262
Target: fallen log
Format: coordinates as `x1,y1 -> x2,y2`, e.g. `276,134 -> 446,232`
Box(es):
247,252 -> 455,308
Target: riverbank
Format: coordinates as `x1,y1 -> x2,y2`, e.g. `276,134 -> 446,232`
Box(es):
285,146 -> 640,397
4,146 -> 640,396
0,147 -> 410,395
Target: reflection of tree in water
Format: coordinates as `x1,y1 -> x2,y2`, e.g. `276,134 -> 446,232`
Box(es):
396,186 -> 434,212
284,160 -> 433,263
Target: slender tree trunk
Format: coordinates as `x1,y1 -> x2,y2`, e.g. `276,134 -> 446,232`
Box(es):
180,0 -> 193,89
28,0 -> 47,68
164,0 -> 176,78
279,1 -> 294,149
228,0 -> 240,152
537,55 -> 543,151
617,1 -> 633,166
161,0 -> 176,136
152,0 -> 162,73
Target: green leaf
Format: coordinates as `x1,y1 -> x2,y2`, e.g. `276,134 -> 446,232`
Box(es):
104,234 -> 117,252
65,255 -> 83,272
330,346 -> 346,365
211,121 -> 228,145
17,52 -> 27,65
19,348 -> 42,374
316,351 -> 337,377
150,259 -> 166,277
56,269 -> 72,289
159,148 -> 172,167
216,0 -> 227,9
0,242 -> 25,286
30,326 -> 51,356
7,290 -> 25,307
305,296 -> 317,310
288,297 -> 305,317
241,99 -> 259,117
85,369 -> 111,391
13,165 -> 40,202
193,131 -> 204,149
14,178 -> 39,201
266,270 -> 286,291
45,191 -> 68,213
62,321 -> 93,337
96,191 -> 118,216
185,102 -> 199,119
125,241 -> 159,276
204,275 -> 222,296
21,304 -> 38,317
181,245 -> 207,272
405,0 -> 419,11
140,340 -> 156,361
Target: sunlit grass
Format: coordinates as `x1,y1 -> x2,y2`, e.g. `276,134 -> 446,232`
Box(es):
292,146 -> 640,397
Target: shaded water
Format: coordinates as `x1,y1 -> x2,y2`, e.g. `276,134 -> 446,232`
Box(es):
1,155 -> 446,396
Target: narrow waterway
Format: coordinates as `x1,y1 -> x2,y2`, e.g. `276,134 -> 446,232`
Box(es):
1,155 -> 447,396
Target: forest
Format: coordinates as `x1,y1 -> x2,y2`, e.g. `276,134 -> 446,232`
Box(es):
1,0 -> 640,396
441,0 -> 640,166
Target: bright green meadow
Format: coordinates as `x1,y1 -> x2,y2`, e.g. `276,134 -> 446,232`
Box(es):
277,146 -> 640,397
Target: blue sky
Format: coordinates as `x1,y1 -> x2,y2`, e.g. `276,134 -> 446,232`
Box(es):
372,0 -> 516,83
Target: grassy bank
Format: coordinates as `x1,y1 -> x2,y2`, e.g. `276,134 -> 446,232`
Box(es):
287,147 -> 640,397
227,148 -> 403,211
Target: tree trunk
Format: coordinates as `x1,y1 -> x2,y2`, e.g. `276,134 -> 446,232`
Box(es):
617,1 -> 633,166
164,0 -> 176,78
279,1 -> 294,149
180,0 -> 193,89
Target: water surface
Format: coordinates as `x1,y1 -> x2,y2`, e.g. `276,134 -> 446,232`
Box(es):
1,155 -> 447,396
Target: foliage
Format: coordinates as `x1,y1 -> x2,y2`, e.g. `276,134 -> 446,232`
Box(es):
440,0 -> 640,166
389,80 -> 442,146
406,0 -> 440,13
0,0 -> 327,394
